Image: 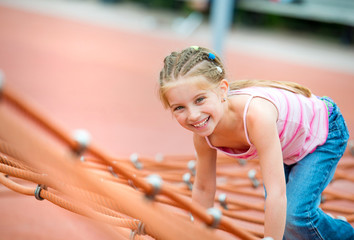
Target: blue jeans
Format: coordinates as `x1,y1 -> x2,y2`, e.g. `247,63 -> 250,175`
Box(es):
283,101 -> 353,239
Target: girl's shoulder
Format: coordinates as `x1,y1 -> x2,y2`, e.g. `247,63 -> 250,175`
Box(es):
247,97 -> 278,120
228,92 -> 273,113
226,94 -> 250,117
228,93 -> 278,123
228,93 -> 251,107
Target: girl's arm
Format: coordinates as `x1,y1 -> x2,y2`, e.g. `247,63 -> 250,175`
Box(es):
247,98 -> 287,240
192,134 -> 217,209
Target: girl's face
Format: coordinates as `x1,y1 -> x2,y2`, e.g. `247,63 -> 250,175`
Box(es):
165,76 -> 228,137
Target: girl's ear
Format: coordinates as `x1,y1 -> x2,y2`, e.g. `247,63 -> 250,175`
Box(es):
219,79 -> 229,98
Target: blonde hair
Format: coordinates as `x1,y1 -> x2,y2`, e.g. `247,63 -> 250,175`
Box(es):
229,79 -> 311,97
159,46 -> 311,108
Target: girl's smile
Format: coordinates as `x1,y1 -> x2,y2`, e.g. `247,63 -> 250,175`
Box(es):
192,116 -> 210,128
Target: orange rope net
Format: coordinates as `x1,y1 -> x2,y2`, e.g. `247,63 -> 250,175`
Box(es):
0,84 -> 353,240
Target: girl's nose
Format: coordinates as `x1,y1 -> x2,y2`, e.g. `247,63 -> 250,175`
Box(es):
188,107 -> 200,121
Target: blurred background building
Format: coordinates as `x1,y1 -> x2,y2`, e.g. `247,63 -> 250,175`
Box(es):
96,0 -> 354,55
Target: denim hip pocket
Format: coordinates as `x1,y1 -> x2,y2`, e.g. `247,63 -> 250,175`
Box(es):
326,103 -> 350,156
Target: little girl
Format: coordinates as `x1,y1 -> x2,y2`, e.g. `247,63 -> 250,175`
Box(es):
158,46 -> 353,239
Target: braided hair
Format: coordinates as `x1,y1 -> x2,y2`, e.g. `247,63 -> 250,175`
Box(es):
158,46 -> 311,109
159,46 -> 224,108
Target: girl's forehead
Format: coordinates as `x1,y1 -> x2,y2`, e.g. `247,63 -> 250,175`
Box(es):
166,76 -> 213,91
165,78 -> 215,104
166,81 -> 204,99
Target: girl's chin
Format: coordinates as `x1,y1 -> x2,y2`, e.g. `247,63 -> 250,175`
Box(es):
195,132 -> 211,138
192,128 -> 214,137
181,126 -> 211,136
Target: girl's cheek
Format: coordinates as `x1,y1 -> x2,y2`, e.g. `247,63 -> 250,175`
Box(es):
176,114 -> 189,126
174,114 -> 183,123
172,111 -> 179,118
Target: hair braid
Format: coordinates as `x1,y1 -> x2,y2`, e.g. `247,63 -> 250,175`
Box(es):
160,52 -> 178,84
173,48 -> 198,79
180,51 -> 210,76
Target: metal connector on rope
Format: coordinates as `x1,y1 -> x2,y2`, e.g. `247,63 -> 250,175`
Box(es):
129,221 -> 146,239
155,152 -> 164,162
34,184 -> 47,201
145,174 -> 162,199
218,193 -> 228,210
130,153 -> 143,170
238,159 -> 246,166
206,207 -> 222,228
248,169 -> 260,188
189,212 -> 194,222
183,172 -> 193,190
129,230 -> 137,240
128,178 -> 138,190
321,194 -> 326,203
108,166 -> 118,178
187,160 -> 196,176
72,129 -> 91,155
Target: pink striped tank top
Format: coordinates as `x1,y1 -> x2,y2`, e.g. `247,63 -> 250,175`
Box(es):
206,87 -> 329,165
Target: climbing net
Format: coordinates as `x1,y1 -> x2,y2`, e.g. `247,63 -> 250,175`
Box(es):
0,82 -> 353,240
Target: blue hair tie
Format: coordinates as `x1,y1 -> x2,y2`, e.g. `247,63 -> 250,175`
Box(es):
208,53 -> 216,60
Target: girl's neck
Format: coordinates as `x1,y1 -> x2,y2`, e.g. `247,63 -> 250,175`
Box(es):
207,96 -> 249,149
212,100 -> 242,136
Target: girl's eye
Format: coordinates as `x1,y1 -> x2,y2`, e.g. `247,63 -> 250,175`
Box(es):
174,106 -> 184,111
196,97 -> 205,104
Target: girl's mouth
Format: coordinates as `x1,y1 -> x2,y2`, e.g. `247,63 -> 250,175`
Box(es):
192,116 -> 210,128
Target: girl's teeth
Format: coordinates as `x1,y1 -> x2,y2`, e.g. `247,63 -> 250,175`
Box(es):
194,117 -> 208,127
